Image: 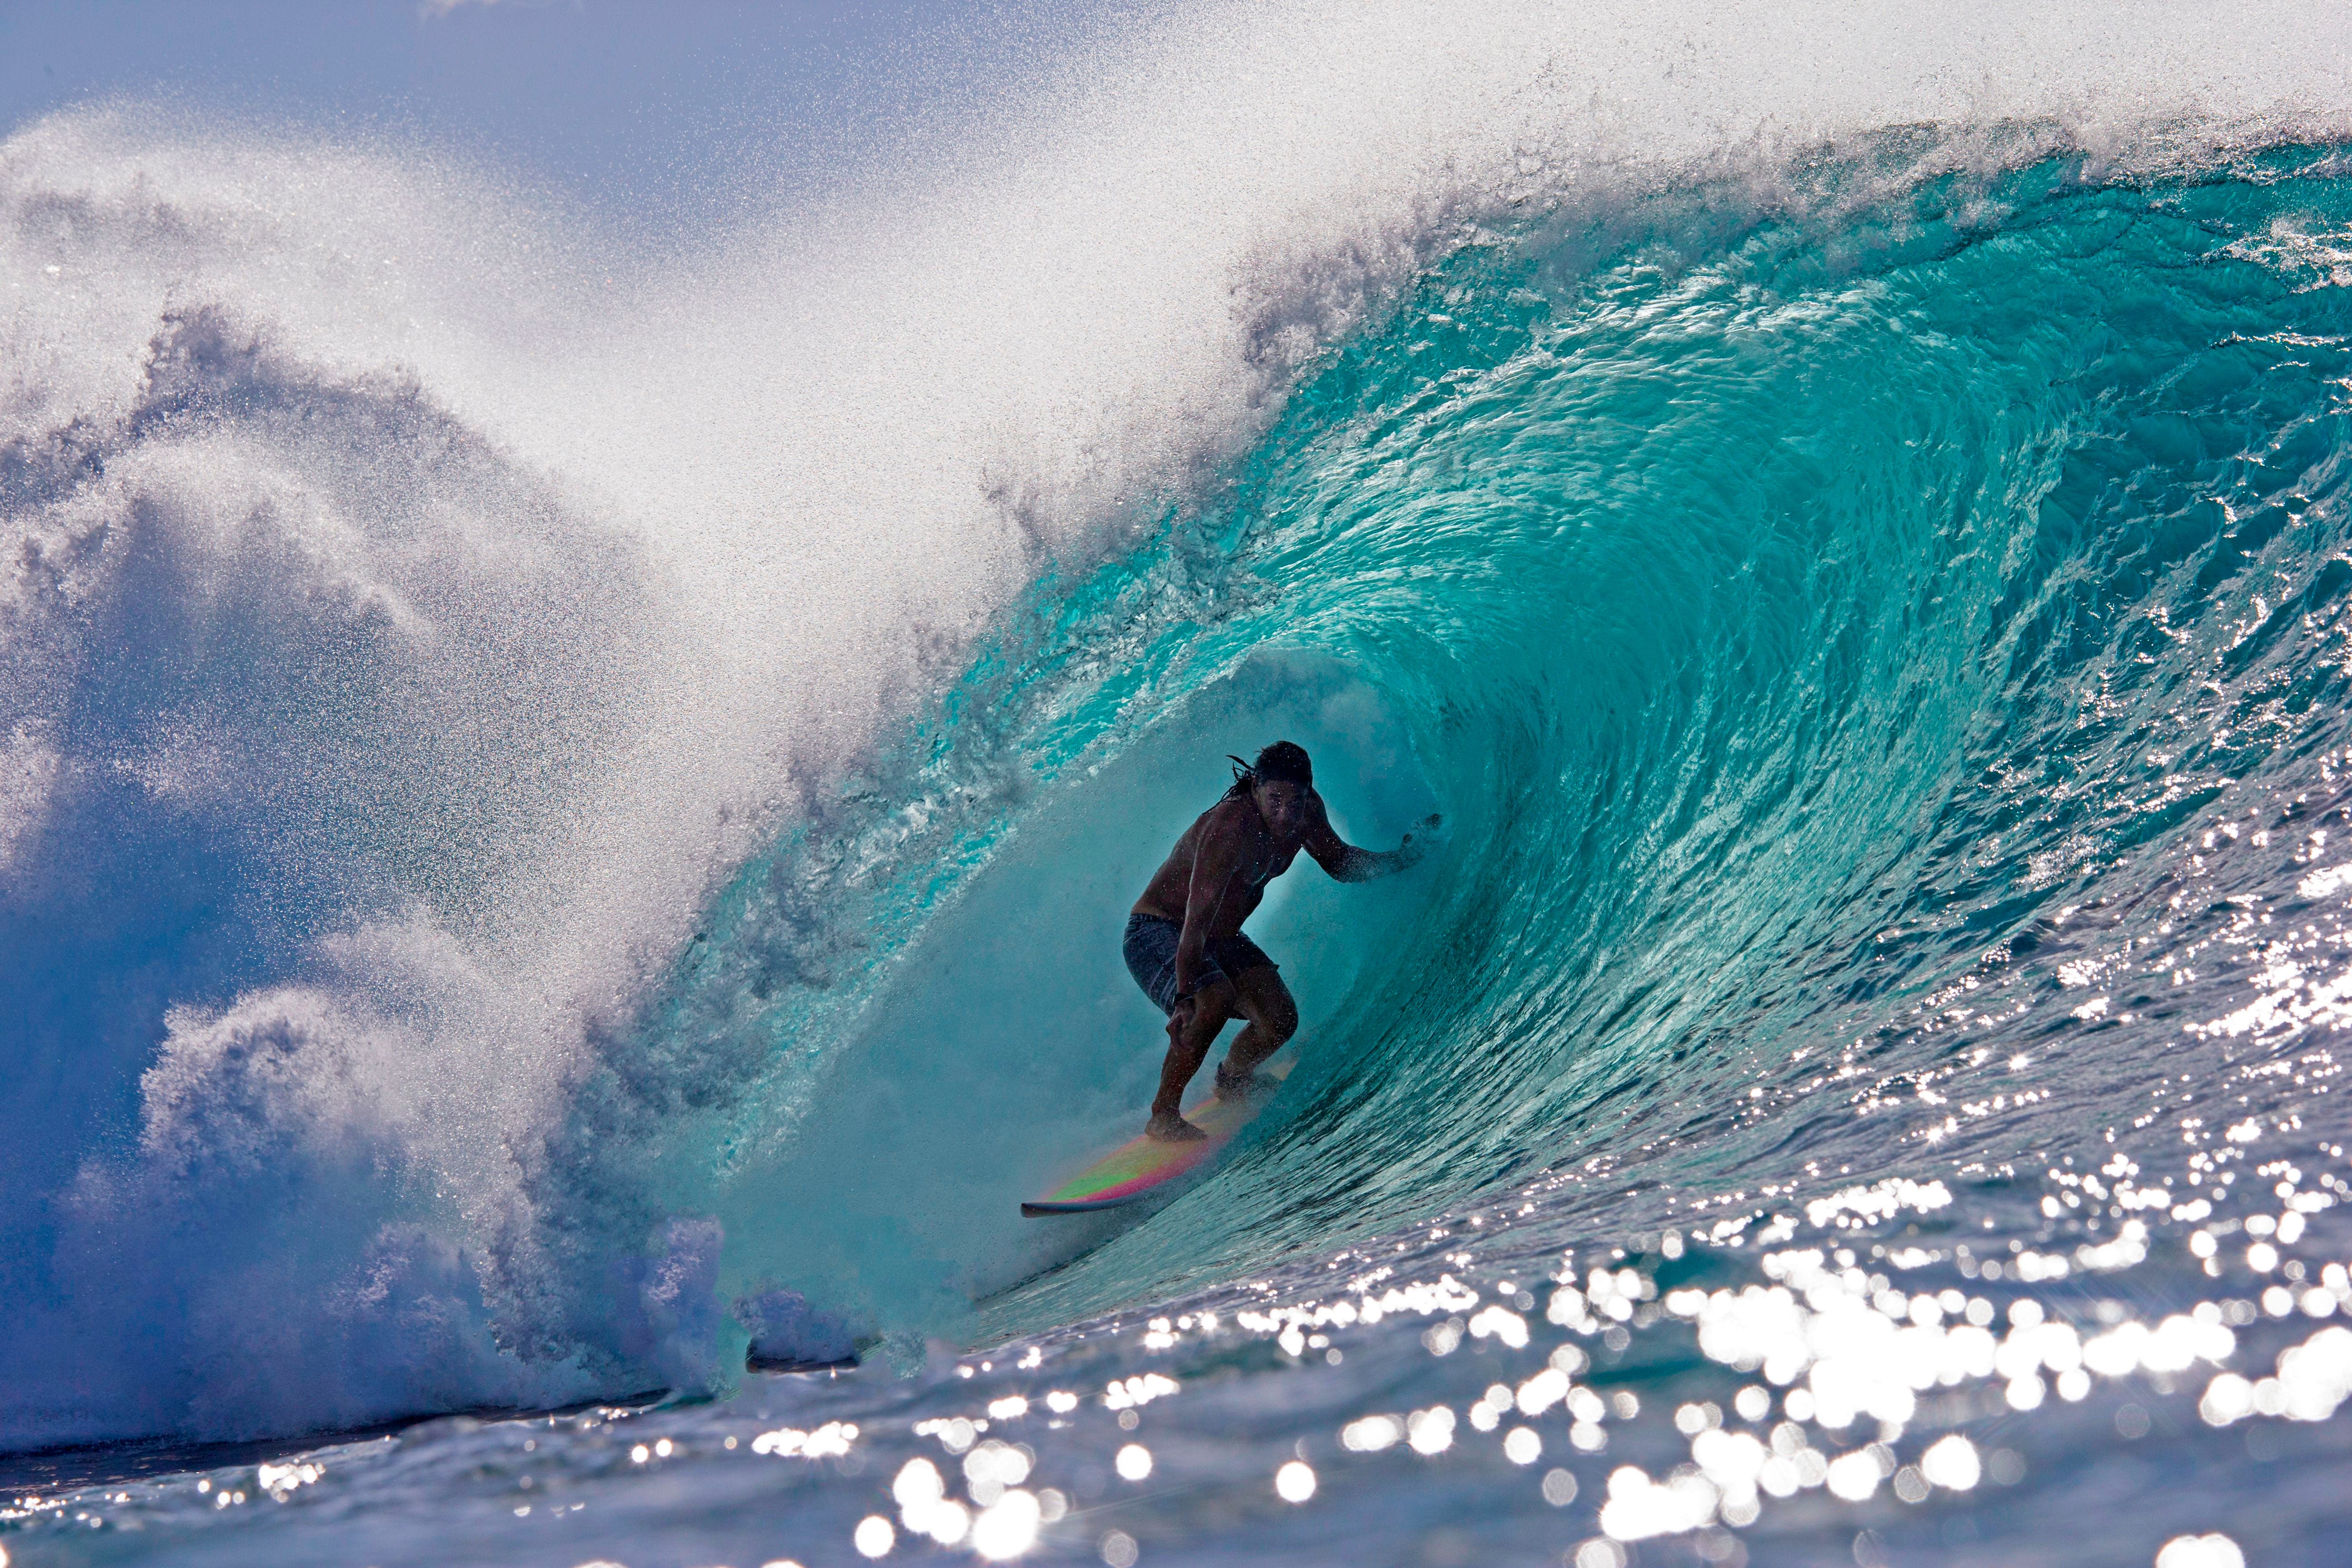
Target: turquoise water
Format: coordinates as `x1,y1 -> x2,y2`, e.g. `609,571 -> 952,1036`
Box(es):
691,141 -> 2352,1357
6,74 -> 2352,1568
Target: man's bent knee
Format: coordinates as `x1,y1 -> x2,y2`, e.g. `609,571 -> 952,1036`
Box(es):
1174,979 -> 1237,1034
1236,977 -> 1297,1044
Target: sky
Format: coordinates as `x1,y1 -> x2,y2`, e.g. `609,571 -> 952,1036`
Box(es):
0,1 -> 1097,213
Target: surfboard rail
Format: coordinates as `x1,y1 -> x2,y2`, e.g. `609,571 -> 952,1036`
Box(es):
1021,1057 -> 1291,1216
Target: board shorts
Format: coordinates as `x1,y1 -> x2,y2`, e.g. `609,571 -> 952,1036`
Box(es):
1122,913 -> 1277,1015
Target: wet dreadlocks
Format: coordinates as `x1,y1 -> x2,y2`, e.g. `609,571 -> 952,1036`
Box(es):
1224,740 -> 1313,799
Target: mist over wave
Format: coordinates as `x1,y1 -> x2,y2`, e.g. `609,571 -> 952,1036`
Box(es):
3,1 -> 2350,1451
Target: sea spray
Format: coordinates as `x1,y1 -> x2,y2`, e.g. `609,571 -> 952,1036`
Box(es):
3,0 -> 2350,1451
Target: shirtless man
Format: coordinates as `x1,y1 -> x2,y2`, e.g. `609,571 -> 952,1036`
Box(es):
1123,740 -> 1438,1141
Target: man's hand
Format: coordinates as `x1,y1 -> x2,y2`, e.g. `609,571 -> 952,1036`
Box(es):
1396,813 -> 1444,866
1310,808 -> 1444,883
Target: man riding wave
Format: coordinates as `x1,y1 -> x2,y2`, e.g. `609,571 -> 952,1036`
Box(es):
1123,741 -> 1438,1140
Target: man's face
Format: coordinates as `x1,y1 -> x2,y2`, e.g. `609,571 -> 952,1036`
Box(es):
1252,778 -> 1307,836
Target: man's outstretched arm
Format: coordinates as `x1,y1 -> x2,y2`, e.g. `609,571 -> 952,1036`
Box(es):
1303,798 -> 1442,883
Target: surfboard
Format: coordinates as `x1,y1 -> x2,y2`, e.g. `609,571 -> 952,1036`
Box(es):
1021,1058 -> 1293,1216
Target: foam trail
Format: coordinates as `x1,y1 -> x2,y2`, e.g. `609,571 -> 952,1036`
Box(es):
0,0 -> 2347,1449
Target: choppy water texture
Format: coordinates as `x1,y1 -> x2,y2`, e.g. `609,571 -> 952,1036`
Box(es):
10,4 -> 2352,1565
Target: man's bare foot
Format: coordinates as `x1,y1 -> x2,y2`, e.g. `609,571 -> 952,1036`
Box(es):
1146,1111 -> 1209,1142
1215,1064 -> 1278,1102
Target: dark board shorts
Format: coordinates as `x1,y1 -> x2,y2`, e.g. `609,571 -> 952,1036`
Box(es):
1122,914 -> 1277,1015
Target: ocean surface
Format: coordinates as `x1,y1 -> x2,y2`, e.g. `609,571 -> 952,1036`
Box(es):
7,5 -> 2352,1565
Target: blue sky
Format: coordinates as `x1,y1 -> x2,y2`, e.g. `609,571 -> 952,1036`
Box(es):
0,1 -> 1089,209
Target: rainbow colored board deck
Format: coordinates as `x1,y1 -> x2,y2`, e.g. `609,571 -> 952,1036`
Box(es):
1021,1058 -> 1293,1216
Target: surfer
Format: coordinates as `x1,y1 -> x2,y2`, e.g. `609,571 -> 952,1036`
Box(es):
1124,741 -> 1437,1141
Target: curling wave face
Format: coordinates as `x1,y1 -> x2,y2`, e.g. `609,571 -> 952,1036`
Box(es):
784,138 -> 2352,1352
4,0 -> 2352,1459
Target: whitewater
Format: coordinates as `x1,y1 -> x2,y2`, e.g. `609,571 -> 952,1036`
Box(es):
6,1 -> 2352,1563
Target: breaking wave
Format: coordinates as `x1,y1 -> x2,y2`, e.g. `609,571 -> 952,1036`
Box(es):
3,0 -> 2349,1449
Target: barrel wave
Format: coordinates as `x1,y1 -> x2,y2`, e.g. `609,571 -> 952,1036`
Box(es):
731,142 -> 2352,1354
5,3 -> 2352,1480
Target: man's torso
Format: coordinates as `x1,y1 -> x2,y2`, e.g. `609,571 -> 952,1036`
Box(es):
1131,796 -> 1304,933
